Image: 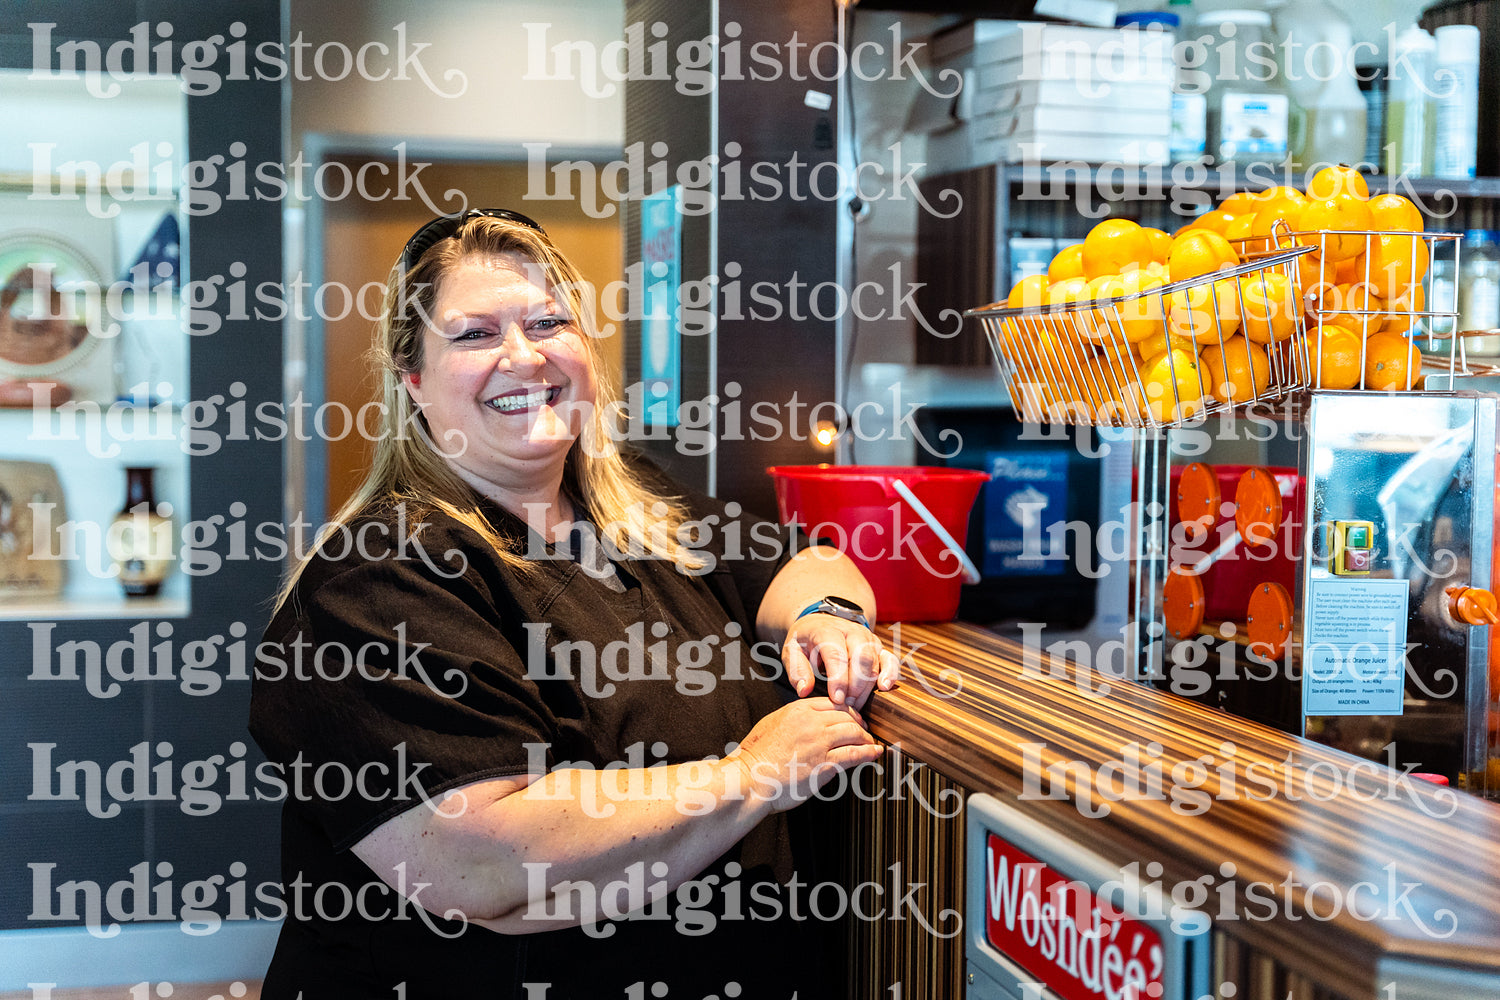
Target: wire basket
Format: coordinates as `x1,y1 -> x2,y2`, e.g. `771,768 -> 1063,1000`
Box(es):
1230,229 -> 1463,391
966,245 -> 1315,428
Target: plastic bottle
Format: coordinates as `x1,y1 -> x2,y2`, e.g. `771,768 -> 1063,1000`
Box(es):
1425,253 -> 1456,352
1275,0 -> 1367,169
1200,10 -> 1291,169
1459,229 -> 1500,355
1385,25 -> 1435,178
1115,8 -> 1203,163
1165,0 -> 1207,163
1432,25 -> 1480,180
1113,9 -> 1196,166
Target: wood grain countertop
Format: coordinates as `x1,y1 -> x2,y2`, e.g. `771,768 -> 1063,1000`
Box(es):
866,621 -> 1500,995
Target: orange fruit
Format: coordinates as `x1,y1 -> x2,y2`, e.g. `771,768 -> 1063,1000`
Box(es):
995,317 -> 1039,371
1169,230 -> 1240,284
1135,348 -> 1205,423
1304,281 -> 1351,333
1083,219 -> 1152,279
1168,279 -> 1242,345
1048,243 -> 1085,282
1201,335 -> 1271,403
1010,374 -> 1063,418
1047,276 -> 1090,306
1136,326 -> 1200,366
1297,196 -> 1375,261
1366,232 -> 1430,296
1007,274 -> 1050,309
1006,322 -> 1074,412
1086,273 -> 1126,303
1367,193 -> 1425,233
1079,355 -> 1130,421
997,328 -> 1045,404
1239,271 -> 1298,343
1333,253 -> 1368,285
1322,282 -> 1385,336
1141,227 -> 1173,264
1224,213 -> 1257,243
1306,164 -> 1370,201
1078,274 -> 1126,344
1311,327 -> 1363,389
1364,332 -> 1419,391
1250,188 -> 1308,243
1222,190 -> 1266,214
1115,270 -> 1167,343
1380,284 -> 1425,334
1042,278 -> 1094,357
1294,250 -> 1330,291
1194,209 -> 1241,235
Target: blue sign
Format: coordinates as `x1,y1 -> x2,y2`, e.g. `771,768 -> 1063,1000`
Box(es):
640,186 -> 682,427
983,450 -> 1069,577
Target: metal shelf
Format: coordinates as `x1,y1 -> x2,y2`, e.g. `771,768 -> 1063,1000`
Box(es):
997,162 -> 1500,200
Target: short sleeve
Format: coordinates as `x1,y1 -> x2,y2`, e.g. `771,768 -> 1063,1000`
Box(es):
248,521 -> 556,851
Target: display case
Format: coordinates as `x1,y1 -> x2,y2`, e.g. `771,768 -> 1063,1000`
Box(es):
0,70 -> 191,617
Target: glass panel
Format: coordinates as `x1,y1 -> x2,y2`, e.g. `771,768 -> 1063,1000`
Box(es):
1303,392 -> 1494,792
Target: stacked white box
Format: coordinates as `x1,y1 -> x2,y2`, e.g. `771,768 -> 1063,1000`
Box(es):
924,20 -> 1175,170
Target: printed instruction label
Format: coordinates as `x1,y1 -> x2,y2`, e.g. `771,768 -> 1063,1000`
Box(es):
1303,577 -> 1410,716
1218,92 -> 1288,157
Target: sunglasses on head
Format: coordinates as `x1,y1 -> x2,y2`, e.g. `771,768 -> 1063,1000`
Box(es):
398,208 -> 546,274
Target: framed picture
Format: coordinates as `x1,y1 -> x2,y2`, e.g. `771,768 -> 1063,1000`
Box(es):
0,192 -> 118,407
0,458 -> 66,600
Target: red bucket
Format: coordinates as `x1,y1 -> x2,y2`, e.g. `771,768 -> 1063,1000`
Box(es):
767,465 -> 990,622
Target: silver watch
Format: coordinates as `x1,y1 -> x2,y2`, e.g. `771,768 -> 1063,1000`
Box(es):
796,595 -> 871,630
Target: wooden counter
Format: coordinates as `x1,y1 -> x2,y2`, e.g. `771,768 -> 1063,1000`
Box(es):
860,621 -> 1500,999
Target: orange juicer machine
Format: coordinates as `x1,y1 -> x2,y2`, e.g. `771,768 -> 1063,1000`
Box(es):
1137,391 -> 1500,797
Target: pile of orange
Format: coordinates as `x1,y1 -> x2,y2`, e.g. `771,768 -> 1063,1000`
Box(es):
997,164 -> 1430,418
1225,165 -> 1428,392
1003,217 -> 1260,423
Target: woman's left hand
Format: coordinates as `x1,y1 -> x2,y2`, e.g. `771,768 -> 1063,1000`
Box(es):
782,613 -> 901,710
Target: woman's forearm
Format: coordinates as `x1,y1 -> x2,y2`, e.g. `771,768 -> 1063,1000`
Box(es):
756,546 -> 879,645
458,758 -> 769,933
351,698 -> 879,934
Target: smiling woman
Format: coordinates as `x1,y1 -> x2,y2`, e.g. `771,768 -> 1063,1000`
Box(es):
403,252 -> 600,528
248,211 -> 902,998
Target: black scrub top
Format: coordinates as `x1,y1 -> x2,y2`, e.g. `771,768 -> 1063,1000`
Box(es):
248,466 -> 839,999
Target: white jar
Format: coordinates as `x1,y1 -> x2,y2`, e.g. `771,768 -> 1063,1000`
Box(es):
1432,25 -> 1480,180
1385,25 -> 1436,178
1459,229 -> 1500,356
1199,10 -> 1291,168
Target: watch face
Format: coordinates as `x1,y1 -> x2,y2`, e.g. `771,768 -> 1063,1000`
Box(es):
826,595 -> 863,614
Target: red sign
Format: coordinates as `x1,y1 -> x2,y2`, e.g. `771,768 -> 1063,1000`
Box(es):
984,833 -> 1165,1000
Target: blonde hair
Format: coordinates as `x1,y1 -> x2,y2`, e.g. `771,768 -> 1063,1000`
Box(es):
274,214 -> 704,610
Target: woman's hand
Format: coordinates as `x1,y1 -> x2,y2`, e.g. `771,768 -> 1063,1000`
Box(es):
728,697 -> 884,812
782,612 -> 901,710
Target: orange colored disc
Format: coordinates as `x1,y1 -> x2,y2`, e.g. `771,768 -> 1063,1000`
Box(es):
1246,581 -> 1294,661
1446,585 -> 1500,626
1163,567 -> 1206,640
1177,462 -> 1221,529
1235,466 -> 1282,550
